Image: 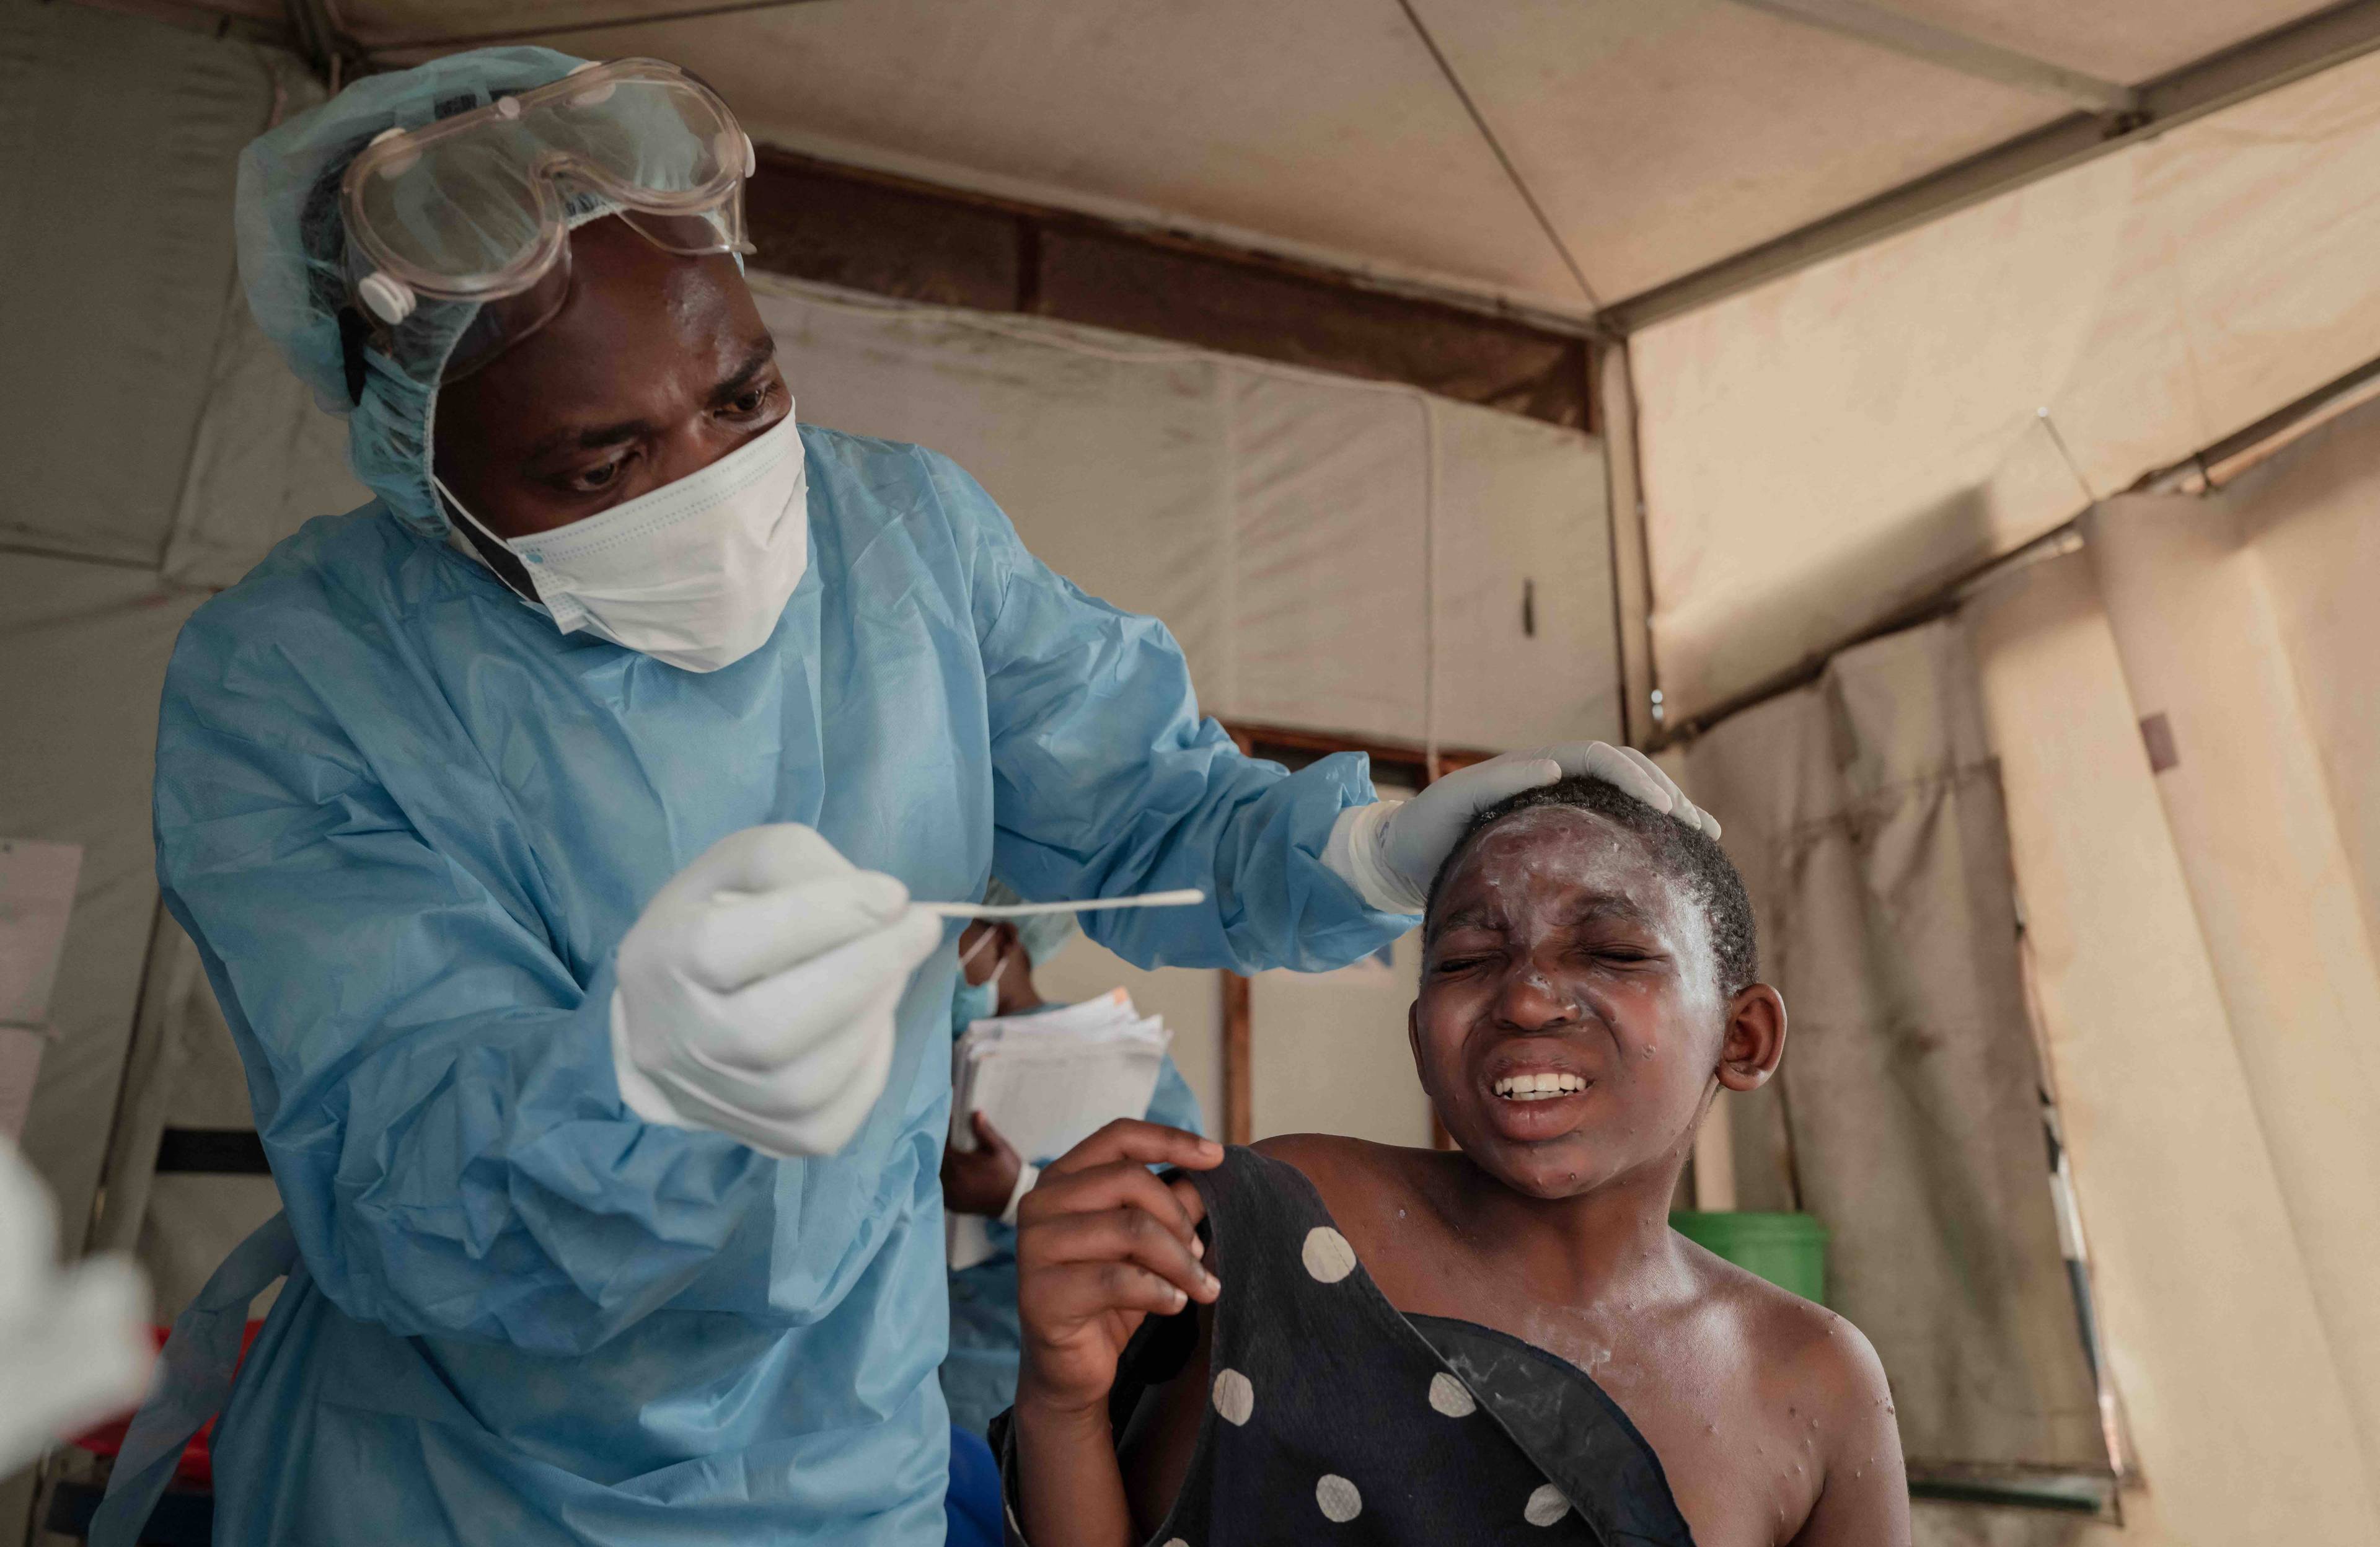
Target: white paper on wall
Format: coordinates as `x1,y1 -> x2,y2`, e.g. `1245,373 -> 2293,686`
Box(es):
0,838 -> 81,1027
0,1028 -> 45,1143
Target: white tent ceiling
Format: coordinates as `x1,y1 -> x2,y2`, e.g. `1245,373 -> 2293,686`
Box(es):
118,0 -> 2355,323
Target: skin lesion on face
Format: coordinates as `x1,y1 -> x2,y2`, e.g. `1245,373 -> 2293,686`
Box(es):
431,216 -> 794,540
1409,806 -> 1785,1203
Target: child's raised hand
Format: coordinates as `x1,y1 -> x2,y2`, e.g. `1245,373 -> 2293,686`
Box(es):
1013,1118 -> 1223,1421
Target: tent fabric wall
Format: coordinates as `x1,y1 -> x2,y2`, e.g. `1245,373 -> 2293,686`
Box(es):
163,288 -> 366,591
0,0 -> 315,1251
2082,455 -> 2380,1490
747,276 -> 1621,753
1675,619 -> 2102,1473
1968,548 -> 2380,1541
0,560 -> 206,1256
1247,920 -> 1433,1151
0,6 -> 311,1535
81,921 -> 282,1325
1631,46 -> 2380,721
0,558 -> 209,1543
0,0 -> 312,568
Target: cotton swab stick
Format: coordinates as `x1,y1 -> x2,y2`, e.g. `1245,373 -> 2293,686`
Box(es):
917,888 -> 1204,920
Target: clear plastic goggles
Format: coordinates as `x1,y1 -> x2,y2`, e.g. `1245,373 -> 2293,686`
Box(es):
342,58 -> 757,381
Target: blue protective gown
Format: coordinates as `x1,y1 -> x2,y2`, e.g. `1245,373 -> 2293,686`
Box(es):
940,1036 -> 1205,1438
154,425 -> 1403,1545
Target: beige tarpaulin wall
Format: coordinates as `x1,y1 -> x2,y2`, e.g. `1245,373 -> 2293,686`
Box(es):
1631,46 -> 2380,722
0,0 -> 325,1254
1953,389 -> 2380,1538
2087,496 -> 2380,1489
0,7 -> 319,1538
2082,403 -> 2380,1492
1673,397 -> 2380,1531
1678,620 -> 2102,1475
746,277 -> 1619,754
1970,547 -> 2380,1542
1670,386 -> 2380,1533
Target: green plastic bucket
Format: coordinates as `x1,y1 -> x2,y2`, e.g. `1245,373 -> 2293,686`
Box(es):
1670,1211 -> 1828,1305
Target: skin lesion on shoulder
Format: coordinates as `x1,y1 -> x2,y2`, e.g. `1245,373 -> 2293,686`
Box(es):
1776,1295 -> 1891,1416
1683,1232 -> 1889,1399
1737,1271 -> 1905,1527
1677,1232 -> 1899,1429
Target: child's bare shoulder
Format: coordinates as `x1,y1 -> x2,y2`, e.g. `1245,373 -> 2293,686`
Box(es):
1250,1131 -> 1414,1182
1670,1238 -> 1911,1540
1249,1134 -> 1439,1233
1675,1231 -> 1894,1430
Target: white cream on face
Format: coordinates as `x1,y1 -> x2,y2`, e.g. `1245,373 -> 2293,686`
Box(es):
1445,805 -> 1722,1015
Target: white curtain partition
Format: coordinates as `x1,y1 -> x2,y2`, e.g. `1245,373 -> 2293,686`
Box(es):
1631,46 -> 2380,723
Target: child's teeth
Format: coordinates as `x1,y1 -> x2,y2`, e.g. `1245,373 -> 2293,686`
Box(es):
1493,1072 -> 1585,1100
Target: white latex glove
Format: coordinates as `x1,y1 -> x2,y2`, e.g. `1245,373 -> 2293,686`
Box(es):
611,824 -> 944,1159
1323,742 -> 1720,914
0,1136 -> 153,1474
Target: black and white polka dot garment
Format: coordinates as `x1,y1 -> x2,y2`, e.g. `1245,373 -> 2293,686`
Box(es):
1000,1146 -> 1695,1546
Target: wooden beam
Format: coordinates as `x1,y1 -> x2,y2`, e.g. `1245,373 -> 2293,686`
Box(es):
1597,345 -> 1660,747
742,149 -> 1595,430
1220,970 -> 1253,1147
1219,719 -> 1497,792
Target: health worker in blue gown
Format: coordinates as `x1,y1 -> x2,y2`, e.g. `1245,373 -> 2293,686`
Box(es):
93,47 -> 1712,1547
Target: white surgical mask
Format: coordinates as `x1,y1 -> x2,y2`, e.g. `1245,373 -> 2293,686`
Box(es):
436,410 -> 809,673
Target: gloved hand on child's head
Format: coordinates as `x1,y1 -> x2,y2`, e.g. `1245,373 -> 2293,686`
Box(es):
1323,741 -> 1719,915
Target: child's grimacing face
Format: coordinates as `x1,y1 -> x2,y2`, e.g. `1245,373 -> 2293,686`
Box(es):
1409,806 -> 1770,1201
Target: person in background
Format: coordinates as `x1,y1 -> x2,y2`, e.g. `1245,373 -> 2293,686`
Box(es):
940,882 -> 1206,1445
940,880 -> 1205,1545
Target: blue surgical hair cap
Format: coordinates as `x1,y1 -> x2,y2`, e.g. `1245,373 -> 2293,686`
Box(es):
234,46 -> 588,540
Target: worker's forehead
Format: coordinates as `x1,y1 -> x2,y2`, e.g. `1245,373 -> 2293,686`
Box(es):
511,221 -> 754,391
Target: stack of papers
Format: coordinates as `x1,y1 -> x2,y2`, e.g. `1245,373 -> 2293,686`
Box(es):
946,987 -> 1171,1269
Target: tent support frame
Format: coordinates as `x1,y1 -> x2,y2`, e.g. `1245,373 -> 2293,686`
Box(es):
1603,0 -> 2380,333
1654,338 -> 2380,747
1722,0 -> 2136,113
